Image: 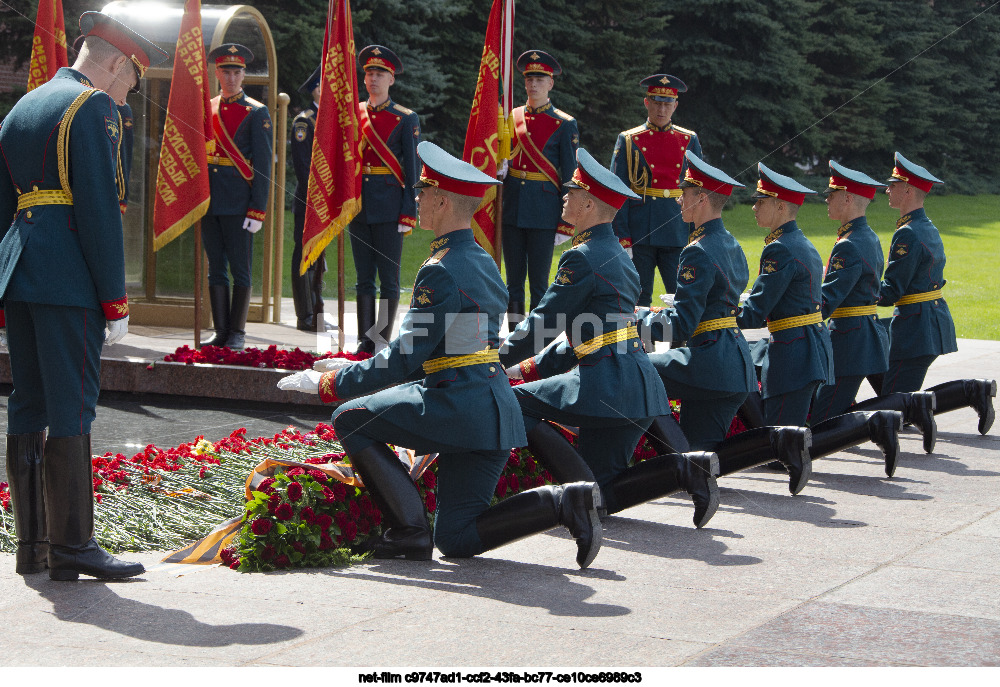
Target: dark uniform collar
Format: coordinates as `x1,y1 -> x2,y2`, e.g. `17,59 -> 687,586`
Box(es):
837,215 -> 867,238
645,120 -> 672,133
897,207 -> 926,228
571,222 -> 614,247
221,91 -> 244,104
368,98 -> 393,113
428,228 -> 474,253
688,217 -> 724,243
59,67 -> 95,88
525,100 -> 553,114
764,220 -> 799,245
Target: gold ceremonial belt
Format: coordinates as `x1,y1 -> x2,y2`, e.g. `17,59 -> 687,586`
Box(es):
17,189 -> 73,211
895,289 -> 943,306
829,305 -> 878,319
363,165 -> 393,175
767,312 -> 823,334
422,347 -> 501,375
207,155 -> 235,167
632,186 -> 683,199
574,325 -> 639,359
691,317 -> 738,337
509,169 -> 550,182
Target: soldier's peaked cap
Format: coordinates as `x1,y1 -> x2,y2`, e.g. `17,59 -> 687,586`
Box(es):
517,50 -> 562,77
79,12 -> 168,77
209,43 -> 254,68
641,74 -> 687,102
299,64 -> 322,94
565,148 -> 640,209
753,162 -> 816,206
359,45 -> 403,75
415,141 -> 500,198
825,160 -> 885,199
680,151 -> 744,196
886,152 -> 943,193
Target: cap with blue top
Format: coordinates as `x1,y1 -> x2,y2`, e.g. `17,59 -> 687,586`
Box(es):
565,148 -> 641,210
753,162 -> 816,205
886,152 -> 943,193
680,150 -> 744,196
415,141 -> 501,198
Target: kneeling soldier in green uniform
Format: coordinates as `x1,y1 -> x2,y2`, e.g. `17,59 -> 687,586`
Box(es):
0,12 -> 167,579
279,142 -> 602,568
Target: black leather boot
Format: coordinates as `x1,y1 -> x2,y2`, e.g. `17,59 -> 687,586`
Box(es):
507,300 -> 526,333
355,293 -> 377,355
810,410 -> 903,478
291,268 -> 315,331
44,435 -> 145,580
6,432 -> 48,574
644,414 -> 691,454
526,421 -> 595,484
223,285 -> 251,350
311,251 -> 327,320
715,426 -> 812,495
609,452 -> 720,528
476,482 -> 602,569
853,391 -> 936,454
736,391 -> 766,430
204,284 -> 230,346
349,443 -> 432,560
376,298 -> 399,348
926,379 -> 996,435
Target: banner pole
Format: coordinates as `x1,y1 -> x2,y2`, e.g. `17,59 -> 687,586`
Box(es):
194,220 -> 202,348
338,232 -> 346,352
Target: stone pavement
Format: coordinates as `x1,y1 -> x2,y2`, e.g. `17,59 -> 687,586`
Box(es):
0,318 -> 998,666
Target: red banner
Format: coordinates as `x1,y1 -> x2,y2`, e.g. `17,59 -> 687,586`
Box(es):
300,0 -> 362,275
462,0 -> 514,258
26,0 -> 68,92
152,0 -> 212,251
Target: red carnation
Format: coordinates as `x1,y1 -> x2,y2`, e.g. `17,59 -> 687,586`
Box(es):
424,491 -> 436,513
319,533 -> 334,550
250,518 -> 273,536
421,470 -> 436,489
343,521 -> 358,541
308,469 -> 329,484
229,560 -> 241,570
261,545 -> 276,561
267,493 -> 281,513
316,513 -> 333,531
323,486 -> 338,503
286,481 -> 304,501
291,541 -> 307,554
258,477 -> 277,492
274,555 -> 290,569
508,474 -> 519,493
299,507 -> 315,524
348,499 -> 360,519
358,517 -> 371,535
285,467 -> 306,477
275,503 -> 293,521
359,495 -> 376,516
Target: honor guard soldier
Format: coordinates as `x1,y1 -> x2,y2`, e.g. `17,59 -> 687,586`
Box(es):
0,11 -> 167,580
871,153 -> 995,435
289,64 -> 326,332
350,45 -> 420,354
203,43 -> 274,350
503,148 -> 719,527
610,74 -> 702,306
502,50 -> 579,327
279,142 -> 601,568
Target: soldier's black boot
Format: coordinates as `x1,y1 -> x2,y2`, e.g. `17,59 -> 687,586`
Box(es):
476,482 -> 602,569
312,252 -> 327,325
853,391 -> 936,454
375,298 -> 399,348
643,414 -> 691,454
44,435 -> 145,581
715,427 -> 813,495
506,300 -> 525,333
223,285 -> 251,350
810,410 -> 903,478
355,293 -> 377,355
6,432 -> 48,574
291,268 -> 314,331
349,443 -> 432,560
608,452 -> 720,528
926,379 -> 996,435
525,421 -> 595,484
736,391 -> 766,430
204,284 -> 230,346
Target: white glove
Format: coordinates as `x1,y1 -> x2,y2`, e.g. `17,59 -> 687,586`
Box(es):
659,293 -> 676,307
497,159 -> 509,180
505,365 -> 523,380
277,369 -> 323,393
313,357 -> 356,373
243,217 -> 263,234
397,223 -> 410,234
105,316 -> 128,345
0,327 -> 7,349
554,233 -> 572,246
625,247 -> 633,259
739,292 -> 750,304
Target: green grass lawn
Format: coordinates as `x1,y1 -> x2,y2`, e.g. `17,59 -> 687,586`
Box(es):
281,194 -> 999,340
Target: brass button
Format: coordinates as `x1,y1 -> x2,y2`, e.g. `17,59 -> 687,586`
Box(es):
32,185 -> 38,191
521,181 -> 526,185
642,147 -> 647,151
25,211 -> 32,218
489,366 -> 496,373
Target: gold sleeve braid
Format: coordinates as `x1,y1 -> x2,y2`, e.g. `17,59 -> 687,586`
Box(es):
115,109 -> 126,202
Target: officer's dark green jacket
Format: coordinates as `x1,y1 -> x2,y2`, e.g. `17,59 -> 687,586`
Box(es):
877,208 -> 958,362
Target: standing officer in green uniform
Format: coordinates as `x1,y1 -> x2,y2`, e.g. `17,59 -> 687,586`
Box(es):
871,152 -> 995,435
610,74 -> 702,305
350,45 -> 420,354
278,142 -> 602,569
502,50 -> 579,327
289,65 -> 325,332
502,148 -> 719,527
0,11 -> 166,579
203,43 -> 274,350
636,153 -> 811,500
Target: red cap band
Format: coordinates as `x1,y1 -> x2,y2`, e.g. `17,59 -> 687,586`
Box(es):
890,166 -> 934,193
571,167 -> 628,209
87,23 -> 150,72
685,167 -> 735,196
829,173 -> 878,199
756,176 -> 805,205
419,165 -> 491,198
